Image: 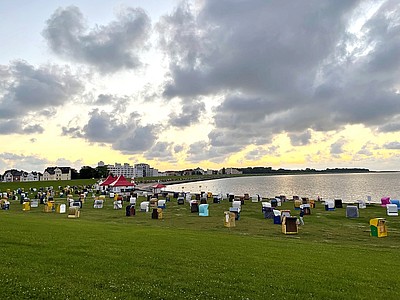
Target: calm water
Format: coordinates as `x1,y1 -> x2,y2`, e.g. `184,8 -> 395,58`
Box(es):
167,173 -> 400,203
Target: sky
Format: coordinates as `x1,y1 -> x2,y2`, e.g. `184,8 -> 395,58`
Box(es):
0,0 -> 400,173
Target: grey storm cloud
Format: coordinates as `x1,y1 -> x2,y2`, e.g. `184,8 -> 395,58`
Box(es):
0,152 -> 50,171
62,109 -> 159,154
43,6 -> 151,73
330,138 -> 347,155
0,60 -> 83,135
0,60 -> 83,116
288,130 -> 312,147
168,99 -> 206,128
158,0 -> 400,158
383,141 -> 400,149
144,142 -> 176,162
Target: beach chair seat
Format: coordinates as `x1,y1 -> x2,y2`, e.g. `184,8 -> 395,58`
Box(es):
390,199 -> 400,209
129,197 -> 136,206
199,204 -> 209,216
261,201 -> 271,212
232,200 -> 241,210
229,207 -> 240,220
386,204 -> 398,216
273,210 -> 281,224
158,199 -> 166,209
224,211 -> 236,227
113,200 -> 122,210
325,200 -> 335,211
140,201 -> 150,212
57,204 -> 67,214
68,207 -> 80,218
358,200 -> 366,209
346,205 -> 359,218
334,199 -> 343,208
126,204 -> 135,217
282,216 -> 298,234
94,200 -> 103,209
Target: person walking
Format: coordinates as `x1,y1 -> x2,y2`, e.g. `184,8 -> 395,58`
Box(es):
299,208 -> 305,225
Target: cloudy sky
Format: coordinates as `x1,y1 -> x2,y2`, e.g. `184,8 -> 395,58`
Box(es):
1,0 -> 400,173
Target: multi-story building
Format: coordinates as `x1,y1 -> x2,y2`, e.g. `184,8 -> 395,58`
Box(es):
3,169 -> 23,182
21,171 -> 42,181
43,167 -> 71,181
134,163 -> 150,177
107,163 -> 135,178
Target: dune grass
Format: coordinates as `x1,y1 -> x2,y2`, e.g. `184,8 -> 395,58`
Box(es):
0,195 -> 399,299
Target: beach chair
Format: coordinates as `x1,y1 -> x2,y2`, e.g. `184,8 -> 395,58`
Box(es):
300,204 -> 311,215
273,210 -> 281,224
224,211 -> 236,227
232,200 -> 241,211
370,218 -> 387,237
251,195 -> 259,203
94,199 -> 103,209
334,199 -> 343,208
261,202 -> 271,212
22,201 -> 31,211
386,204 -> 398,216
57,204 -> 66,214
294,200 -> 301,210
129,197 -> 137,206
140,201 -> 150,212
126,204 -> 135,217
199,204 -> 209,217
282,216 -> 298,234
381,197 -> 390,207
325,200 -> 335,211
113,200 -> 122,210
390,199 -> 400,210
150,198 -> 158,208
357,200 -> 366,209
177,197 -> 185,205
213,195 -> 221,203
263,207 -> 274,219
68,207 -> 80,218
30,199 -> 39,208
190,200 -> 199,213
158,199 -> 166,209
229,207 -> 240,220
1,200 -> 10,210
346,206 -> 359,218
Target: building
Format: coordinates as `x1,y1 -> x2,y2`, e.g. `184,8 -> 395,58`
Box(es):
222,168 -> 243,175
134,163 -> 150,177
107,163 -> 135,178
43,167 -> 72,181
21,171 -> 42,182
3,169 -> 24,182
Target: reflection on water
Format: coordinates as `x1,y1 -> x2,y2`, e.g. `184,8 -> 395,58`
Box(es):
167,173 -> 400,202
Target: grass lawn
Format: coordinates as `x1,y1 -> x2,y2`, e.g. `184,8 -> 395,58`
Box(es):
0,192 -> 399,299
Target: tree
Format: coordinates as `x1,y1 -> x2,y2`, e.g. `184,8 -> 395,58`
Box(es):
95,165 -> 109,178
79,166 -> 98,179
71,168 -> 79,179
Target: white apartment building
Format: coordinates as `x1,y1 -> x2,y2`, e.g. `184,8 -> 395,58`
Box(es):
107,163 -> 135,178
100,162 -> 162,178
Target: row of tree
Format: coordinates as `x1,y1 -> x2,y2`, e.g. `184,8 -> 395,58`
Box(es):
71,166 -> 109,180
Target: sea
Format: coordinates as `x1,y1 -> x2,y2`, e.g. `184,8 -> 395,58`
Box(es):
166,172 -> 400,203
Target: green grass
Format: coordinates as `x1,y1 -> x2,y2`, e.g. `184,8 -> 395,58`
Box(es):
0,195 -> 399,299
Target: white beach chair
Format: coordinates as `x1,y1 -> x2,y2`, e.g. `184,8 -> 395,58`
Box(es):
387,204 -> 398,216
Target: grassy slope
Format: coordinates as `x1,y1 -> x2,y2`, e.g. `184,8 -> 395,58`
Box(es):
0,194 -> 399,299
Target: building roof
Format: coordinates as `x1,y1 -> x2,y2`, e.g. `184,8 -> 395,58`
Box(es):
99,175 -> 117,186
109,175 -> 135,187
44,167 -> 71,174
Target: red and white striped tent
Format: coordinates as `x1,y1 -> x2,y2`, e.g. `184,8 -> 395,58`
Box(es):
109,175 -> 135,193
